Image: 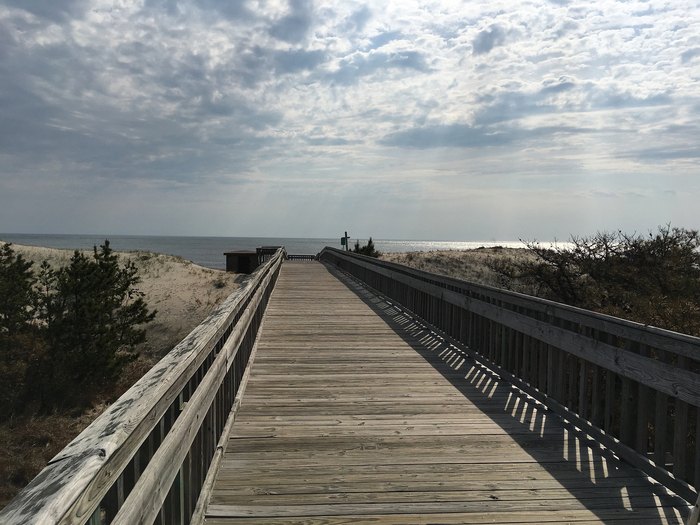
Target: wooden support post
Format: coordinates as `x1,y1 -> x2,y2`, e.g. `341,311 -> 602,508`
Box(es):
654,391 -> 669,468
578,360 -> 588,419
620,377 -> 636,446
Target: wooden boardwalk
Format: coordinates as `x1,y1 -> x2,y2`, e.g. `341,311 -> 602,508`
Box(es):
203,262 -> 689,524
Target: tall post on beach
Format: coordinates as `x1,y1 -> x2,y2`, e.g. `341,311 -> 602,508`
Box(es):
341,231 -> 350,251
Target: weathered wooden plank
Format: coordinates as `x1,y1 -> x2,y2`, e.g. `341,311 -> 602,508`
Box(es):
209,485 -> 685,506
205,262 -> 690,524
206,496 -> 687,518
204,510 -> 684,525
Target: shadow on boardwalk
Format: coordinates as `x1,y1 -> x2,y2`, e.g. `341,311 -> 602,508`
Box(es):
328,263 -> 690,524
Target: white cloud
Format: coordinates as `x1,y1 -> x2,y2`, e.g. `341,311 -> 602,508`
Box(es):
0,0 -> 699,239
472,24 -> 507,55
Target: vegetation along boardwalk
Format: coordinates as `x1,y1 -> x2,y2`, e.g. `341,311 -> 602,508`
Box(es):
203,261 -> 689,524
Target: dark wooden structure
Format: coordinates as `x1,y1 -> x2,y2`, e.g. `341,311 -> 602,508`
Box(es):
1,247 -> 697,524
224,251 -> 259,273
225,247 -> 287,274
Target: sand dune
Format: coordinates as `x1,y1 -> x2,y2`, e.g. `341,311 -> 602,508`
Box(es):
381,247 -> 536,290
4,242 -> 240,361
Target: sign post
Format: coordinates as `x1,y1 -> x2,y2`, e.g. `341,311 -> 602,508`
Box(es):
340,231 -> 350,251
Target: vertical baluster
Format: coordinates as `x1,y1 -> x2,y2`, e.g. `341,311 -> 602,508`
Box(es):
673,397 -> 689,482
102,481 -> 119,523
578,360 -> 588,419
546,343 -> 554,398
556,350 -> 566,404
604,369 -> 616,434
538,342 -> 547,393
514,331 -> 521,381
695,406 -> 700,490
530,335 -> 540,389
459,307 -> 468,346
654,390 -> 669,468
601,332 -> 617,435
567,353 -> 578,410
499,323 -> 506,368
509,324 -> 517,375
522,333 -> 530,384
507,322 -> 513,372
635,345 -> 652,455
620,376 -> 636,446
184,441 -> 192,522
674,356 -> 690,482
564,322 -> 576,410
452,303 -> 459,340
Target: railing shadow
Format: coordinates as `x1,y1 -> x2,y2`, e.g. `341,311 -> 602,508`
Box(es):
325,263 -> 690,524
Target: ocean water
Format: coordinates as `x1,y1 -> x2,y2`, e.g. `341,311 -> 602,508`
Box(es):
0,233 -> 532,270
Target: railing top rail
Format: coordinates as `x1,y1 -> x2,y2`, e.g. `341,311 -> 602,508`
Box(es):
0,248 -> 285,524
319,247 -> 700,357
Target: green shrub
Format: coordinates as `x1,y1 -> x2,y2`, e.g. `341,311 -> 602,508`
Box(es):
0,241 -> 156,416
0,244 -> 37,418
353,237 -> 381,258
488,226 -> 700,336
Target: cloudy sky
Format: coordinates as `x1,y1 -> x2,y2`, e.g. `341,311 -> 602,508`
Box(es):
0,0 -> 698,240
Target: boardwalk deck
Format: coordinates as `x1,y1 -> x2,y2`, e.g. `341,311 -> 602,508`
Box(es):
203,262 -> 689,524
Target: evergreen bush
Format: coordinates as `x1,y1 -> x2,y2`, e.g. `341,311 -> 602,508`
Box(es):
352,237 -> 381,258
0,241 -> 155,416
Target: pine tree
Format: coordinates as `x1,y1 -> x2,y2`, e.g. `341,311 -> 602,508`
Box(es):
0,243 -> 37,417
40,241 -> 156,406
0,243 -> 35,342
352,237 -> 381,258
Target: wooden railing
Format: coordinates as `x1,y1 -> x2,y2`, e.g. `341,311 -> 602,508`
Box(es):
286,254 -> 316,261
319,247 -> 700,505
0,248 -> 285,525
256,246 -> 284,264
